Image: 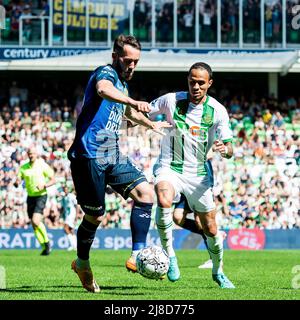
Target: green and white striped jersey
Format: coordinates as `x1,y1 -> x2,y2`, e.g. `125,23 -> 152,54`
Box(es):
149,92 -> 233,176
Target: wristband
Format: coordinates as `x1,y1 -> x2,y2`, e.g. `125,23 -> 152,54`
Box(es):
224,146 -> 228,155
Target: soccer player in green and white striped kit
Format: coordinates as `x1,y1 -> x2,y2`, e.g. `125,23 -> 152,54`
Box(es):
149,62 -> 235,289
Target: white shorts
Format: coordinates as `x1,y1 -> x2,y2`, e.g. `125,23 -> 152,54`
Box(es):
65,209 -> 76,229
154,167 -> 216,213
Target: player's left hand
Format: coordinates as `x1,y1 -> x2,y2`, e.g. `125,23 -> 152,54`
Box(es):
151,121 -> 172,136
37,183 -> 46,191
214,140 -> 227,157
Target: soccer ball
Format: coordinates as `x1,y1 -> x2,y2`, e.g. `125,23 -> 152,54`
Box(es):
136,245 -> 170,280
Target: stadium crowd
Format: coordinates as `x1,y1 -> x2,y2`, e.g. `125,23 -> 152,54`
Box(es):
2,0 -> 300,45
0,79 -> 299,231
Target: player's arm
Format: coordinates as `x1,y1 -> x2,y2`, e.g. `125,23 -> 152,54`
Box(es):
214,140 -> 233,159
37,163 -> 56,191
215,106 -> 234,159
125,106 -> 172,134
124,116 -> 139,128
96,80 -> 150,112
14,169 -> 23,187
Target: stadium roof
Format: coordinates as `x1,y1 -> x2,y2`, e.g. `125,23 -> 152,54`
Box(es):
0,50 -> 299,74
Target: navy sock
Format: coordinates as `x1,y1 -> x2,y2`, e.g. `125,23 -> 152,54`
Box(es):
77,218 -> 98,260
130,202 -> 152,250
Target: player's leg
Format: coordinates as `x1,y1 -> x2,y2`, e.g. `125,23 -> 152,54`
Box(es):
64,224 -> 77,251
155,180 -> 180,282
187,174 -> 234,288
69,158 -> 106,293
194,213 -> 214,269
173,194 -> 208,237
126,181 -> 154,270
64,208 -> 77,250
109,157 -> 153,272
28,195 -> 50,255
196,209 -> 234,288
173,195 -> 212,268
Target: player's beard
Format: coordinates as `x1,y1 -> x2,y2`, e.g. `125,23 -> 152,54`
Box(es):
115,59 -> 133,81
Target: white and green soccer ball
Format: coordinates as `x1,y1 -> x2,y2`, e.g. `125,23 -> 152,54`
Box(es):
136,245 -> 170,280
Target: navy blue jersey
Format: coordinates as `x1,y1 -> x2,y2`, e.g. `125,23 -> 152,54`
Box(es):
68,65 -> 128,159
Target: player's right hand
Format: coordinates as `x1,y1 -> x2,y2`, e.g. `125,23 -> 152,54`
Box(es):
132,101 -> 151,113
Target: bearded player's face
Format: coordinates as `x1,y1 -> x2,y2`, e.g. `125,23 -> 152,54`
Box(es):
116,45 -> 140,81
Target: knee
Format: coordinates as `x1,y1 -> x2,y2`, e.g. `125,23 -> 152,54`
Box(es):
202,219 -> 218,237
135,186 -> 154,204
31,216 -> 41,228
31,221 -> 38,229
157,195 -> 173,208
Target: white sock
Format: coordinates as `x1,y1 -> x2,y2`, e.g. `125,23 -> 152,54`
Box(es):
206,232 -> 224,275
131,250 -> 140,259
155,207 -> 175,257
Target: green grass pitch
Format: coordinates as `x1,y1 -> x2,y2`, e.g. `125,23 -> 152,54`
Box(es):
0,249 -> 299,300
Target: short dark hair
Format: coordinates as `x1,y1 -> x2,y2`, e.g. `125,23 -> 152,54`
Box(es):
189,62 -> 213,80
113,34 -> 141,56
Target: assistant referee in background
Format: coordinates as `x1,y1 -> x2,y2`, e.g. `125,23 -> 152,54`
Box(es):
16,147 -> 56,255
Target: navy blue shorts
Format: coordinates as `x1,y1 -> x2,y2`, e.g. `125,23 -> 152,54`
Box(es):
69,157 -> 147,216
175,193 -> 192,211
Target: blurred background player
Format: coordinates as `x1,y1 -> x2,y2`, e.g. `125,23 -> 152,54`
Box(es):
149,62 -> 235,288
16,147 -> 55,255
68,34 -> 171,293
61,185 -> 78,251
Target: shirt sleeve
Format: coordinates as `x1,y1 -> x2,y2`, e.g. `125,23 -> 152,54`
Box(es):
216,107 -> 233,143
42,161 -> 54,180
148,94 -> 170,121
95,65 -> 117,85
17,167 -> 23,179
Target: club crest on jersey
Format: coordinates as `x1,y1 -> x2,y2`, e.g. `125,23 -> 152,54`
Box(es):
202,114 -> 213,125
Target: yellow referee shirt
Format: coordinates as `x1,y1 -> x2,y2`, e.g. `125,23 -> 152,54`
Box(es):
18,158 -> 54,197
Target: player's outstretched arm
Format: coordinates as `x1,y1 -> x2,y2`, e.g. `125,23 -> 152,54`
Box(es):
125,106 -> 172,135
96,80 -> 150,112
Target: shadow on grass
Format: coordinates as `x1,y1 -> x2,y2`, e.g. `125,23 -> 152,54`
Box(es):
0,285 -> 147,295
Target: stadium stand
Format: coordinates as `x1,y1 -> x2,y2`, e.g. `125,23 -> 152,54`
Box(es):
0,80 -> 299,230
0,0 -> 299,233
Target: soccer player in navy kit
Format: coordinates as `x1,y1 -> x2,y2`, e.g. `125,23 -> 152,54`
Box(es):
68,34 -> 171,293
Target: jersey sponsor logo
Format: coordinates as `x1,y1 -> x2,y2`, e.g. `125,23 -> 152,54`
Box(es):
189,126 -> 208,142
105,107 -> 123,133
190,125 -> 200,136
82,204 -> 103,210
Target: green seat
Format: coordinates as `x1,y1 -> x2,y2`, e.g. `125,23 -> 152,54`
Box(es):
1,18 -> 11,38
290,30 -> 299,42
293,123 -> 300,135
285,123 -> 293,130
283,116 -> 292,123
293,123 -> 300,130
62,121 -> 72,129
257,130 -> 266,139
244,123 -> 254,131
